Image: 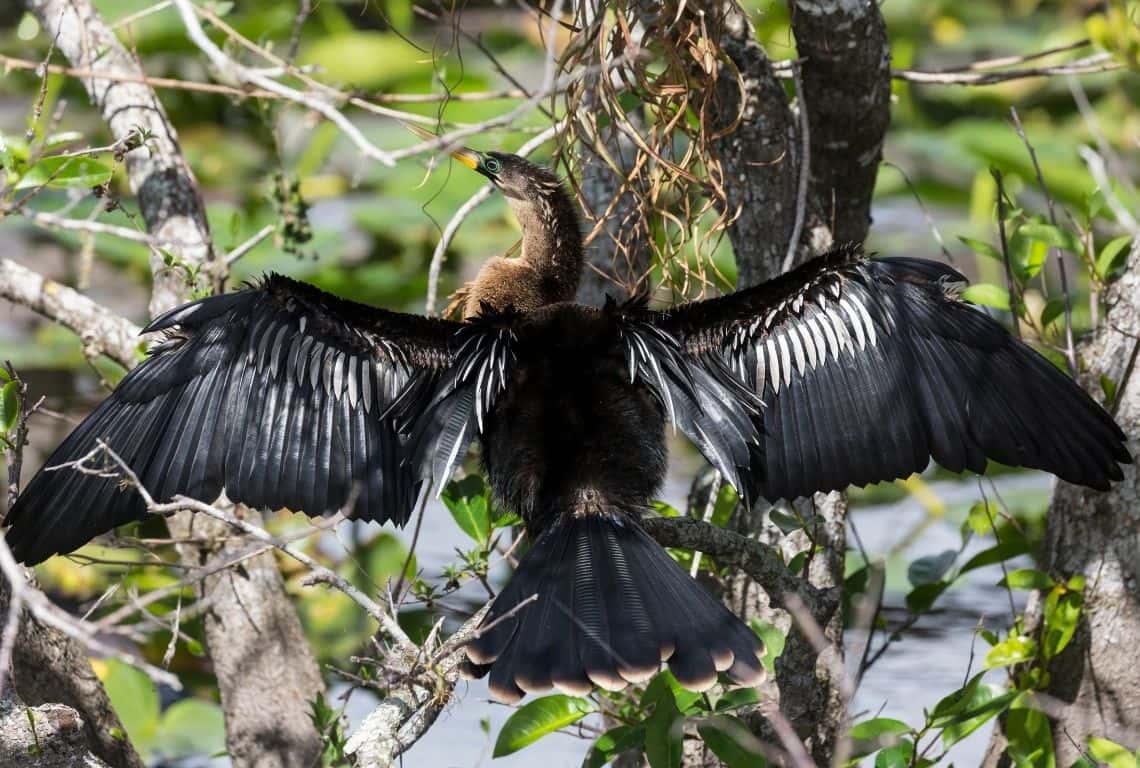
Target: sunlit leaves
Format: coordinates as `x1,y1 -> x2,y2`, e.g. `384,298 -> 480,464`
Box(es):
644,687 -> 683,768
492,695 -> 596,757
961,283 -> 1010,311
984,634 -> 1037,669
1004,707 -> 1056,768
0,379 -> 17,435
97,660 -> 225,761
14,155 -> 113,190
441,475 -> 492,544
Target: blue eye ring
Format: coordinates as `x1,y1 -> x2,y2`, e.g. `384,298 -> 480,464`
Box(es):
483,157 -> 501,174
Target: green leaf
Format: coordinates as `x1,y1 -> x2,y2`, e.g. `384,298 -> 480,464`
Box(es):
584,725 -> 645,768
958,236 -> 1001,261
874,738 -> 915,768
960,538 -> 1032,574
964,501 -> 999,537
1087,737 -> 1138,768
441,475 -> 491,543
492,694 -> 596,757
698,715 -> 767,768
749,619 -> 785,676
714,687 -> 760,712
644,689 -> 682,768
850,718 -> 911,758
931,672 -> 984,722
907,550 -> 956,586
1096,236 -> 1133,279
651,500 -> 680,518
641,670 -> 702,714
984,634 -> 1036,669
961,283 -> 1010,311
998,568 -> 1056,591
153,699 -> 226,759
1040,298 -> 1066,328
905,580 -> 950,614
1004,707 -> 1055,768
100,660 -> 161,755
14,155 -> 113,190
939,686 -> 1017,748
1101,375 -> 1119,407
852,715 -> 912,738
0,380 -> 18,433
1018,222 -> 1081,254
1041,585 -> 1083,661
768,508 -> 802,534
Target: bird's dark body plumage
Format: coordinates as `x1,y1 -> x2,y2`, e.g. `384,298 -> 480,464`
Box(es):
4,147 -> 1131,703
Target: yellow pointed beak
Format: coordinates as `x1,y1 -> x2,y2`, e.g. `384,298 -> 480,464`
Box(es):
403,121 -> 481,171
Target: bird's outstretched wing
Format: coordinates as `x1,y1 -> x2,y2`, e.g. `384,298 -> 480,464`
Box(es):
653,245 -> 1131,502
5,274 -> 468,564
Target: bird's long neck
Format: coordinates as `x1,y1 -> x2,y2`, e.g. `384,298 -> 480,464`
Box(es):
510,186 -> 583,301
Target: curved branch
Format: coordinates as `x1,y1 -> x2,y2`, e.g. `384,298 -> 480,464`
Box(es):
0,260 -> 141,369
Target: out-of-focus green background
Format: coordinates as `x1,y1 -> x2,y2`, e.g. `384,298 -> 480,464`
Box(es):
0,1 -> 1135,765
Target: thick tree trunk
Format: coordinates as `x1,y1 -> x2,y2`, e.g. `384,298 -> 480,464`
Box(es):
985,242 -> 1140,765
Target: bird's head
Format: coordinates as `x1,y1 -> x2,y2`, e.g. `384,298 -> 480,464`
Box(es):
449,147 -> 564,204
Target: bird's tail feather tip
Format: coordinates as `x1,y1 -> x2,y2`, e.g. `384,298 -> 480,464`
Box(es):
462,507 -> 766,702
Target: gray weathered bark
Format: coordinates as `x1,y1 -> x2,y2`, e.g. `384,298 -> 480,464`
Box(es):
21,2 -> 325,765
2,566 -> 142,768
984,243 -> 1140,766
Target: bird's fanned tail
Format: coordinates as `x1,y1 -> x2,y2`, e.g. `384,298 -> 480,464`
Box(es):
460,504 -> 766,702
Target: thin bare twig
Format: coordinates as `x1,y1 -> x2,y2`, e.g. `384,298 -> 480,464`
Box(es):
782,61 -> 810,273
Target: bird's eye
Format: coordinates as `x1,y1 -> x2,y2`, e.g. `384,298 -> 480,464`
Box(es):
483,157 -> 501,174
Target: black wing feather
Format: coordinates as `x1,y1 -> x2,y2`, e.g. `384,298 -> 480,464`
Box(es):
6,274 -> 460,564
655,246 -> 1130,501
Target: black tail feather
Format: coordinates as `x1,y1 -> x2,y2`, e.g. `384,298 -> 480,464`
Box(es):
462,511 -> 765,702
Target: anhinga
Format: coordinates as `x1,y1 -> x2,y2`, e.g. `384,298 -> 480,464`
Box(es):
4,145 -> 1131,703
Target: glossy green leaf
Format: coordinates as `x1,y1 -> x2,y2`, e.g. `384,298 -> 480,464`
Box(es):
153,699 -> 226,759
963,501 -> 999,537
584,725 -> 645,768
1018,222 -> 1081,254
0,380 -> 17,433
641,670 -> 702,714
1096,236 -> 1133,279
960,538 -> 1032,574
1004,707 -> 1055,768
961,283 -> 1010,311
874,738 -> 914,768
750,619 -> 785,676
1087,737 -> 1138,768
644,689 -> 682,768
998,568 -> 1056,591
100,660 -> 161,755
958,236 -> 1001,261
15,155 -> 113,190
698,715 -> 767,768
984,634 -> 1036,669
907,550 -> 956,586
492,694 -> 596,757
1041,585 -> 1083,661
850,717 -> 911,758
714,686 -> 761,712
940,685 -> 1016,748
851,717 -> 912,741
931,672 -> 984,722
1040,298 -> 1066,328
906,580 -> 950,614
441,475 -> 491,543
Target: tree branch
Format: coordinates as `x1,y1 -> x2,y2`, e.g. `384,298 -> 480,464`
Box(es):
0,259 -> 140,369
